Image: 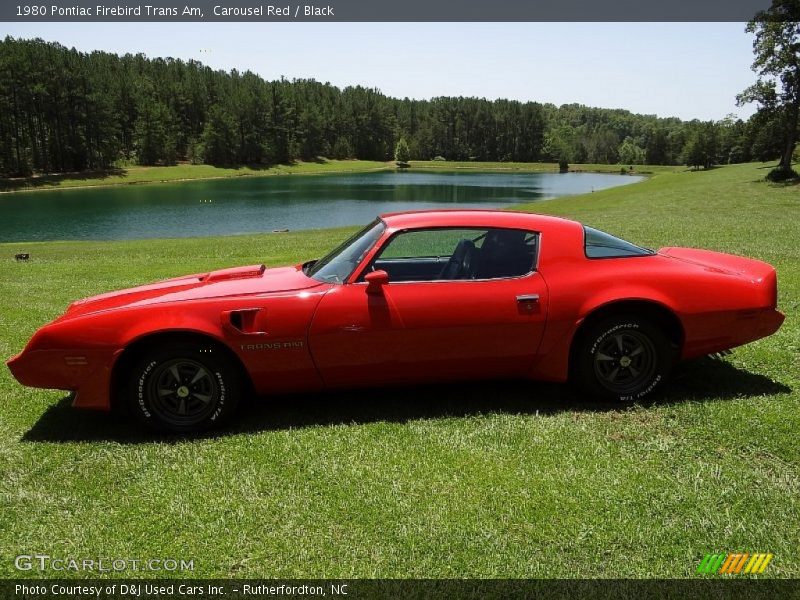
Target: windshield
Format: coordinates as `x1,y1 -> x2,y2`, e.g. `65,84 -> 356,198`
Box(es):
308,219 -> 386,283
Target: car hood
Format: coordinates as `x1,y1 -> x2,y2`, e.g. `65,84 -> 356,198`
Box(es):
61,264 -> 325,319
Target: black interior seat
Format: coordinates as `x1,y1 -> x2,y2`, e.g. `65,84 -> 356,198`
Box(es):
477,229 -> 533,278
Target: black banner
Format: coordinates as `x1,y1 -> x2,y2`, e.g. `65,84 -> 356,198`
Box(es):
0,0 -> 777,23
4,579 -> 800,600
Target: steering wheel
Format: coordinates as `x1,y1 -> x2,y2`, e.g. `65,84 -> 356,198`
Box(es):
462,245 -> 476,276
440,239 -> 476,279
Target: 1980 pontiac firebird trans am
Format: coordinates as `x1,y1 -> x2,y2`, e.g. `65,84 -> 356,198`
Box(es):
7,210 -> 784,433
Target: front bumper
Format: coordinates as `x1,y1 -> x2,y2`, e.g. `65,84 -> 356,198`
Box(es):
6,348 -> 119,410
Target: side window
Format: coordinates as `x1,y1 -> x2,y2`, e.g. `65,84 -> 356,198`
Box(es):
369,227 -> 537,282
379,229 -> 481,260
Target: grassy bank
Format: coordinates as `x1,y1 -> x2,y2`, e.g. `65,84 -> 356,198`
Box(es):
0,162 -> 797,578
0,160 -> 389,193
0,159 -> 679,193
407,160 -> 681,175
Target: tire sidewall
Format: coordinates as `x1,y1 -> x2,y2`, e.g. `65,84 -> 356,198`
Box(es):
127,343 -> 240,433
576,317 -> 671,402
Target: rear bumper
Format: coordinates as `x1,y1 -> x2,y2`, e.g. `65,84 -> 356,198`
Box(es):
682,308 -> 785,359
757,308 -> 786,338
6,348 -> 118,411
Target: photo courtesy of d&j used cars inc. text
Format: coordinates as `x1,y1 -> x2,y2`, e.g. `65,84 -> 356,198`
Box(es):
0,1 -> 798,598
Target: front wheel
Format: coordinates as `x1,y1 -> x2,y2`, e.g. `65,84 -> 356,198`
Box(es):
125,342 -> 242,433
572,316 -> 672,402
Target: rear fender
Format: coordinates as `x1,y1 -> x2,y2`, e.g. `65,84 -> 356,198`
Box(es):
532,286 -> 679,382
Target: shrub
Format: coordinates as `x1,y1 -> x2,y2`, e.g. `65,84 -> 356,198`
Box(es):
558,159 -> 569,173
394,137 -> 411,167
332,137 -> 353,160
765,166 -> 799,182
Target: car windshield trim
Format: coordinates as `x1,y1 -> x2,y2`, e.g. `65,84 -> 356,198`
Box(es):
307,219 -> 386,284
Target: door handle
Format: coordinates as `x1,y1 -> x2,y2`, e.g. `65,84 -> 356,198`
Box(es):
516,294 -> 540,303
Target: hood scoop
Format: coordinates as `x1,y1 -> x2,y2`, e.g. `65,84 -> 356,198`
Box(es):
203,264 -> 266,283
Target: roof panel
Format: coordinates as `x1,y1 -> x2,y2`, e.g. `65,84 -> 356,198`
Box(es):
378,209 -> 581,234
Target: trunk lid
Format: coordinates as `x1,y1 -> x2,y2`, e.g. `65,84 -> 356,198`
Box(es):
658,247 -> 773,279
658,247 -> 778,307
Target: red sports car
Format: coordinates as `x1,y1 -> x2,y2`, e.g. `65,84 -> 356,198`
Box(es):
7,210 -> 784,433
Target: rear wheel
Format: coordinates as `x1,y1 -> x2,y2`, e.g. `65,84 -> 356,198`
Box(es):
573,316 -> 672,402
125,342 -> 242,433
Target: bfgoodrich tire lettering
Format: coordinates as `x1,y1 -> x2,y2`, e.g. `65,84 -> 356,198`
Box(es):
126,342 -> 242,433
574,316 -> 672,402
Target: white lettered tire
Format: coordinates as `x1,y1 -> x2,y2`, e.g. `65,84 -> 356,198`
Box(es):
573,316 -> 672,402
126,342 -> 242,433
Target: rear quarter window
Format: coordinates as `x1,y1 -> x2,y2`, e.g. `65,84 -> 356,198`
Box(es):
584,226 -> 654,259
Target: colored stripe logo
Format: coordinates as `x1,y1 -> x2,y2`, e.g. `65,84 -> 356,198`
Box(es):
697,553 -> 773,574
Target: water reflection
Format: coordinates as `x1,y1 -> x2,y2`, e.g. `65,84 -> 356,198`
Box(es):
0,171 -> 642,242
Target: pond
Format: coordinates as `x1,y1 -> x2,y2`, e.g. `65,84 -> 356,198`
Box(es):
0,170 -> 643,242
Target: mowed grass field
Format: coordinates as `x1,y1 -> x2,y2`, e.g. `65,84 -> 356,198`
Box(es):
0,162 -> 797,578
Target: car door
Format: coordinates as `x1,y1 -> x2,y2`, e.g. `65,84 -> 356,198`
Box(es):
308,226 -> 548,388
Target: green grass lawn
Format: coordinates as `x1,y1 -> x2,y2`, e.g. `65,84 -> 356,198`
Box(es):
0,162 -> 797,579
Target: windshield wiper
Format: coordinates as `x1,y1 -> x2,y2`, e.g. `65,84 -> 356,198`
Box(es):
302,259 -> 318,275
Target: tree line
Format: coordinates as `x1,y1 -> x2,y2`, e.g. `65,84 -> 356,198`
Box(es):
0,36 -> 789,177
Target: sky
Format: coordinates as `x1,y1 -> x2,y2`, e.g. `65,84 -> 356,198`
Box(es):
1,22 -> 758,122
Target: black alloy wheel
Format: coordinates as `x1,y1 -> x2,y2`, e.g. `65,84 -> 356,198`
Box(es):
573,316 -> 672,402
126,342 -> 242,433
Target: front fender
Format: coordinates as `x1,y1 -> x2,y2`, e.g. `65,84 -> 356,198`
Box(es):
111,294 -> 327,397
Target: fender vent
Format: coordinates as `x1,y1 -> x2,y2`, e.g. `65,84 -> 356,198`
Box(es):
226,308 -> 265,335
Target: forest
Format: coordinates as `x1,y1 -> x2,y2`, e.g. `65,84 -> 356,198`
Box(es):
0,36 -> 787,177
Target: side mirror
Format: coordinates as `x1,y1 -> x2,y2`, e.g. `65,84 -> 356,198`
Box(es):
365,270 -> 389,294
